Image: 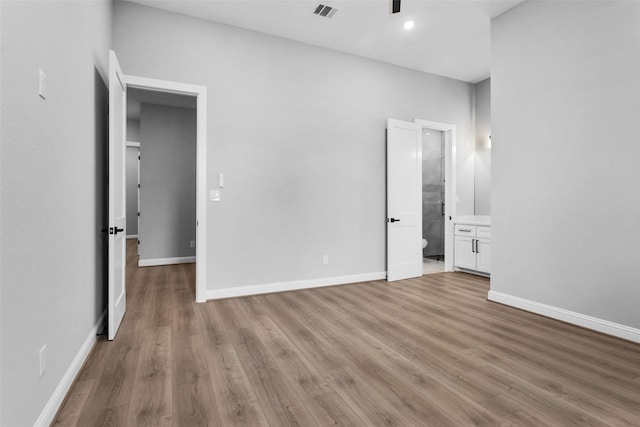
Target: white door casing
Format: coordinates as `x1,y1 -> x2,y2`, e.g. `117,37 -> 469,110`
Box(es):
125,74 -> 207,303
387,119 -> 423,281
108,50 -> 127,340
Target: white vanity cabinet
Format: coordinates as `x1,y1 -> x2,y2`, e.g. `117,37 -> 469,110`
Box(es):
454,223 -> 491,275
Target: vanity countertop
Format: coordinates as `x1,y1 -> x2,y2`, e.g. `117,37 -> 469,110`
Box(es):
455,215 -> 491,226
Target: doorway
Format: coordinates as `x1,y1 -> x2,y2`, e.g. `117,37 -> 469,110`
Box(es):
414,119 -> 456,273
421,128 -> 445,274
125,76 -> 207,303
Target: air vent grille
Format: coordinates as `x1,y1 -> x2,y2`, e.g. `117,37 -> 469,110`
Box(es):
313,4 -> 337,18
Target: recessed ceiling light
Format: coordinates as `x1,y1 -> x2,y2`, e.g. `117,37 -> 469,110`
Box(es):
404,20 -> 414,30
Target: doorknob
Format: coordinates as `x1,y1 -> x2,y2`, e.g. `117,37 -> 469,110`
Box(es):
387,218 -> 400,223
108,227 -> 125,235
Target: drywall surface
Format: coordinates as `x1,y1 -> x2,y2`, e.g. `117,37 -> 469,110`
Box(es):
491,1 -> 640,328
126,146 -> 139,236
113,1 -> 475,291
127,118 -> 140,141
139,103 -> 196,261
0,1 -> 111,425
474,78 -> 491,215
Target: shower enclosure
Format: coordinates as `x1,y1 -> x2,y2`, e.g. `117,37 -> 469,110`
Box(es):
422,129 -> 445,259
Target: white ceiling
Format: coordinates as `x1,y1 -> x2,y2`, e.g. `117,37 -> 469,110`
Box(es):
128,0 -> 523,83
128,87 -> 196,120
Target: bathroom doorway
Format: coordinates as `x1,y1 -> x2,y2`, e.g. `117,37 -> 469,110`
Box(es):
413,119 -> 456,274
421,128 -> 445,274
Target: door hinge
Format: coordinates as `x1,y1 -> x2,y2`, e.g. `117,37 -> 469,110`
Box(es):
137,212 -> 140,217
138,155 -> 141,160
138,183 -> 140,188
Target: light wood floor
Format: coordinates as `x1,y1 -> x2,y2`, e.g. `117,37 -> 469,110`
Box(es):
53,240 -> 640,426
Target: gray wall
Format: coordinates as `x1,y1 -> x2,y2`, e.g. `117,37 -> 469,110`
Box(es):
126,119 -> 141,236
491,2 -> 640,328
126,146 -> 139,236
114,1 -> 476,291
139,103 -> 197,261
474,78 -> 491,215
0,1 -> 111,425
127,118 -> 140,141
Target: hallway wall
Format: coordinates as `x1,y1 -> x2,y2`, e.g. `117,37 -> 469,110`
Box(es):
0,1 -> 112,425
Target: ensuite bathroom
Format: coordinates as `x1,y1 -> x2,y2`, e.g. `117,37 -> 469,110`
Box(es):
421,128 -> 446,274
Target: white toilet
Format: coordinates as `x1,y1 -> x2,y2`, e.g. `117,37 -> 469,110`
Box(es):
422,238 -> 428,249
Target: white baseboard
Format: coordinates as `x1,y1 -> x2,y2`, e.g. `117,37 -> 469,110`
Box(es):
126,234 -> 138,239
206,271 -> 387,300
138,256 -> 196,267
34,310 -> 106,427
488,290 -> 640,344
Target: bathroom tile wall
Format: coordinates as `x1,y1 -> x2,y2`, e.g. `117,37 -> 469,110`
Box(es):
422,129 -> 445,257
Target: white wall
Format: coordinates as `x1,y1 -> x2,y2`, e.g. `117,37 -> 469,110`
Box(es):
139,103 -> 197,261
491,2 -> 640,329
0,1 -> 111,425
113,1 -> 476,293
474,78 -> 491,215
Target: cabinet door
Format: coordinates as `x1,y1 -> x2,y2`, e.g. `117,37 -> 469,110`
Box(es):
476,239 -> 491,273
454,236 -> 476,270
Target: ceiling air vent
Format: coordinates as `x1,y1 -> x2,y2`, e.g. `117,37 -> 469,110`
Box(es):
313,4 -> 337,18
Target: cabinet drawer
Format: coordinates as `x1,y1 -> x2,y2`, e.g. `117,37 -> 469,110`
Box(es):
455,224 -> 476,236
477,226 -> 491,239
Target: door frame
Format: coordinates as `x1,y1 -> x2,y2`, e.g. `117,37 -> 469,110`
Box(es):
126,74 -> 208,303
414,119 -> 456,272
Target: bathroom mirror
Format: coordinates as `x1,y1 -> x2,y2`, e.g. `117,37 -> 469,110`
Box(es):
474,78 -> 491,215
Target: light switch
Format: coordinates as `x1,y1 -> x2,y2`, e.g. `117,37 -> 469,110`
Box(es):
218,173 -> 224,188
209,190 -> 221,201
38,69 -> 46,99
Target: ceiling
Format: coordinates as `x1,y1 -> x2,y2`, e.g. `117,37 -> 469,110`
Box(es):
128,0 -> 523,83
128,88 -> 196,120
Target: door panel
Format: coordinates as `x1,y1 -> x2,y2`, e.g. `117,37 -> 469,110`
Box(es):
476,239 -> 491,273
108,50 -> 127,340
454,236 -> 476,270
387,119 -> 422,281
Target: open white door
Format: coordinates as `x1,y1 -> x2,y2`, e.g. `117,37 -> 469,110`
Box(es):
108,50 -> 127,340
387,119 -> 422,281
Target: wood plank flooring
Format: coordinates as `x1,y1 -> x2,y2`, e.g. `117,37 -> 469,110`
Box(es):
53,240 -> 640,426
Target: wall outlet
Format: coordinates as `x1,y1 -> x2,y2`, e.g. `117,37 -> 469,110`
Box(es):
322,255 -> 329,265
189,240 -> 196,248
39,345 -> 47,378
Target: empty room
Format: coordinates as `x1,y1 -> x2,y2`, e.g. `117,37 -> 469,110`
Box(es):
1,0 -> 639,425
